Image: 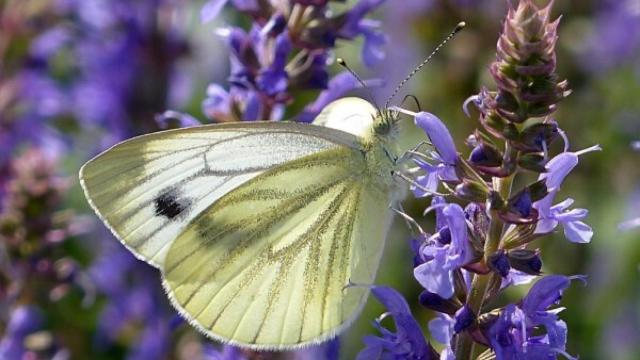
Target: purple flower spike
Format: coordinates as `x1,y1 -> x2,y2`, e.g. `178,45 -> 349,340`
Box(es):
357,286 -> 435,360
414,202 -> 473,298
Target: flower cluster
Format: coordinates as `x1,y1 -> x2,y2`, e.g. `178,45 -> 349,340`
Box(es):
0,1 -> 199,358
359,1 -> 597,358
198,0 -> 387,123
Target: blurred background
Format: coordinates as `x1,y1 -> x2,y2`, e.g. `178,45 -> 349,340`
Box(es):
0,0 -> 638,359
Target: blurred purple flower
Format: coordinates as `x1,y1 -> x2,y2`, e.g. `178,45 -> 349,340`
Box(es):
0,306 -> 43,359
581,0 -> 640,72
203,344 -> 248,360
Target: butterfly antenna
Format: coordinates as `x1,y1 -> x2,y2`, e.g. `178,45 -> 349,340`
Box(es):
336,58 -> 379,110
384,21 -> 466,109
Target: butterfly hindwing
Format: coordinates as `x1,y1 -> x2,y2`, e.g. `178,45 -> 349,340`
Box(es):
162,145 -> 395,348
79,122 -> 362,268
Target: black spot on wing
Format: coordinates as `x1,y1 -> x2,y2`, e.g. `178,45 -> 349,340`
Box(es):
154,188 -> 191,220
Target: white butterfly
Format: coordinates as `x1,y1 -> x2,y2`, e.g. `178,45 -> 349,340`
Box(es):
79,97 -> 407,349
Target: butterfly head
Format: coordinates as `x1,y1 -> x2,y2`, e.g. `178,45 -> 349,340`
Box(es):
373,107 -> 400,138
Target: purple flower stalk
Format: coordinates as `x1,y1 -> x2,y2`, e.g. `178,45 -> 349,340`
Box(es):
359,1 -> 596,359
199,0 -> 388,122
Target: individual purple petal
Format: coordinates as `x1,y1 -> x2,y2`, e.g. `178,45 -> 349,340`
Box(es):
428,313 -> 453,345
202,84 -> 232,120
540,152 -> 578,190
370,286 -> 412,315
201,0 -> 229,23
432,196 -> 447,230
358,19 -> 387,66
340,0 -> 386,38
500,269 -> 538,289
443,204 -> 473,264
414,248 -> 454,298
522,275 -> 570,317
358,286 -> 434,359
256,32 -> 291,95
242,91 -> 261,120
412,165 -> 440,197
561,218 -> 593,244
414,112 -> 458,164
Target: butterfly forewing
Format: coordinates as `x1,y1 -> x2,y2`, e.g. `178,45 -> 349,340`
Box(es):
162,145 -> 395,348
79,122 -> 362,268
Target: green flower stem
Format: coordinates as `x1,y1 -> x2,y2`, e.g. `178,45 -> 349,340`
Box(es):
456,172 -> 515,359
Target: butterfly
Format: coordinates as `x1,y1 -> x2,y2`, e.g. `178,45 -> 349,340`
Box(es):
79,97 -> 407,349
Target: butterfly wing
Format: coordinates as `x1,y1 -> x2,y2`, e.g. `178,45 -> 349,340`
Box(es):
79,122 -> 363,268
162,143 -> 396,349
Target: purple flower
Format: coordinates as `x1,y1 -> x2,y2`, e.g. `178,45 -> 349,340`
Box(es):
399,111 -> 459,197
581,0 -> 640,72
414,198 -> 473,298
487,275 -> 583,360
428,306 -> 474,360
357,286 -> 436,360
0,306 -> 43,359
533,146 -> 600,243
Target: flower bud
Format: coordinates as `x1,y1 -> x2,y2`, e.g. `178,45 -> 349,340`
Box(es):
454,305 -> 476,333
527,179 -> 548,202
469,142 -> 503,168
518,152 -> 547,172
489,0 -> 570,123
507,249 -> 542,275
488,250 -> 511,278
455,180 -> 490,203
515,122 -> 559,153
419,290 -> 461,315
500,188 -> 538,224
